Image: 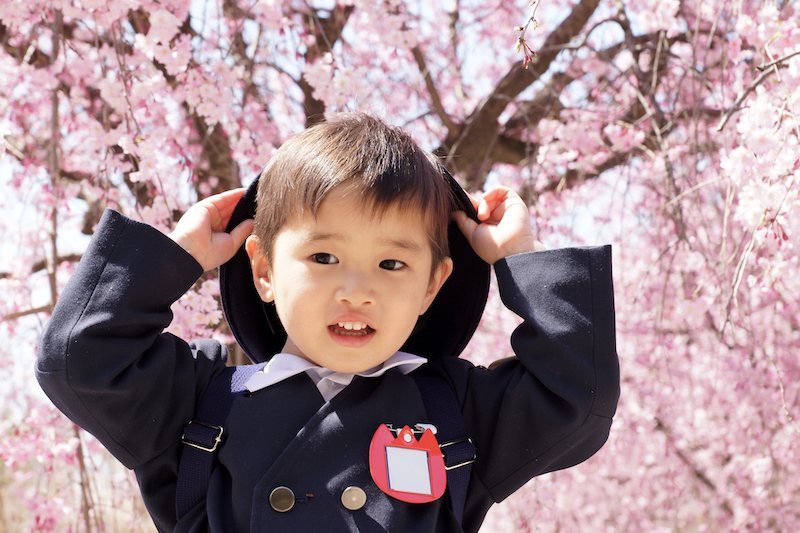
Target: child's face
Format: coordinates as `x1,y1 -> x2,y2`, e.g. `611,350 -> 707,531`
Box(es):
245,187 -> 453,373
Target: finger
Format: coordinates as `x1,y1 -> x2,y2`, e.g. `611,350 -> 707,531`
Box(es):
462,191 -> 480,212
204,188 -> 247,230
477,196 -> 497,221
451,211 -> 477,241
480,187 -> 512,215
481,186 -> 512,201
478,193 -> 505,221
229,218 -> 255,250
206,187 -> 247,204
483,187 -> 526,222
203,187 -> 246,212
476,186 -> 507,212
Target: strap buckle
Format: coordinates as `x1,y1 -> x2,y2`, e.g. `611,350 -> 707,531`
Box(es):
440,437 -> 477,471
181,421 -> 224,453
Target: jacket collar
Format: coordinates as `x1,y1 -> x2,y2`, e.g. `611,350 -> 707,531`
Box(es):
244,351 -> 426,400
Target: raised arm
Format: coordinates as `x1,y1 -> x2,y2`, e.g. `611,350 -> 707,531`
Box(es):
448,187 -> 619,518
35,191 -> 253,469
467,245 -> 618,496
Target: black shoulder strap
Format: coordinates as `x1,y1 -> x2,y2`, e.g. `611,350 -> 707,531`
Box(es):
175,363 -> 265,520
412,374 -> 477,525
175,367 -> 476,524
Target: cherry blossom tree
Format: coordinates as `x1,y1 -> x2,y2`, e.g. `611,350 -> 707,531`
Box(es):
1,0 -> 798,530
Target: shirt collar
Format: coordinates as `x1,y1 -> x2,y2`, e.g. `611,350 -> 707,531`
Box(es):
244,351 -> 427,401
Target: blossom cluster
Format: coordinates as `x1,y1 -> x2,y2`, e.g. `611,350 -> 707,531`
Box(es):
1,0 -> 799,530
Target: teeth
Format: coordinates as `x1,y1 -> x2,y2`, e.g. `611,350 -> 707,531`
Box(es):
337,322 -> 367,331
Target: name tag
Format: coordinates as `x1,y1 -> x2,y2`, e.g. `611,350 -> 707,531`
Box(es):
369,424 -> 446,503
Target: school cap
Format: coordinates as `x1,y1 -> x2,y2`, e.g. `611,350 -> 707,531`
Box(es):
219,169 -> 490,364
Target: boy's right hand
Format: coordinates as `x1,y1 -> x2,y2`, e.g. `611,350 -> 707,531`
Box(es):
168,188 -> 255,272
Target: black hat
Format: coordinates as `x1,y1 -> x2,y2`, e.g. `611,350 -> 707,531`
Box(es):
219,169 -> 490,364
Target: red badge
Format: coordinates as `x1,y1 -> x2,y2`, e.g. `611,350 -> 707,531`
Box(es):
368,424 -> 447,503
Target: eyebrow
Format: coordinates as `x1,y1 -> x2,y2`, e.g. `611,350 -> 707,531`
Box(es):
307,231 -> 424,253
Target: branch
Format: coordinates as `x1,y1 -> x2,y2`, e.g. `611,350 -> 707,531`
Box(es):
655,417 -> 735,517
444,0 -> 602,187
716,49 -> 799,131
2,305 -> 51,322
504,30 -> 679,133
473,0 -> 601,132
127,9 -> 242,195
535,15 -> 624,54
47,12 -> 63,312
756,48 -> 800,72
447,0 -> 467,100
503,70 -> 572,132
410,45 -> 457,133
189,114 -> 242,194
538,148 -> 636,195
491,135 -> 538,166
715,68 -> 775,132
297,5 -> 355,127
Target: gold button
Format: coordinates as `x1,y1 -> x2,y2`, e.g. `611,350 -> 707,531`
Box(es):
341,486 -> 367,511
269,486 -> 295,513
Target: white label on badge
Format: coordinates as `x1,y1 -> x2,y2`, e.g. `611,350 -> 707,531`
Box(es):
386,446 -> 432,495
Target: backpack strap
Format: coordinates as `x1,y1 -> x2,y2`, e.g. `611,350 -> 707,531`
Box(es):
412,374 -> 477,525
175,366 -> 476,524
175,363 -> 265,520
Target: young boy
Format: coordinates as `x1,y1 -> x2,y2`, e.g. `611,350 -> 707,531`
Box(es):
36,113 -> 619,532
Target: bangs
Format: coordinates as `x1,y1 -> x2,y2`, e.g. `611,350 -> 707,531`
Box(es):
254,113 -> 453,266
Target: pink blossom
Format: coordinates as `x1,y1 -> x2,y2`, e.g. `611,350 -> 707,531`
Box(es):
148,9 -> 182,44
3,1 -> 800,531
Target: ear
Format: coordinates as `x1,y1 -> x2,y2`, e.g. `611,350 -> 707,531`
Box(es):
419,257 -> 454,315
245,235 -> 274,303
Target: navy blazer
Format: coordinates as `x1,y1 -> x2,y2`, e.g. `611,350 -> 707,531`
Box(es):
36,210 -> 619,532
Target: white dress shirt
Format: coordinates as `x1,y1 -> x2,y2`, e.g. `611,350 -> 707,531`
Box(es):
244,351 -> 427,402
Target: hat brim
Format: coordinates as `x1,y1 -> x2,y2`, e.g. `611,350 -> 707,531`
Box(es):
219,169 -> 490,363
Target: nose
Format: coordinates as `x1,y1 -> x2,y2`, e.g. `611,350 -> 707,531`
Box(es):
335,270 -> 374,306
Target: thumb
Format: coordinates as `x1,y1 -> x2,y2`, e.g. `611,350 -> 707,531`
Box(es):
229,218 -> 255,251
452,210 -> 477,243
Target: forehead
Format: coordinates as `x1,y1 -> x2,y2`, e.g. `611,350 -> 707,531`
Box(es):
282,187 -> 431,245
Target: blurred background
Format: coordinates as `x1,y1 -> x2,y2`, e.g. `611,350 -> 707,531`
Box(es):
1,0 -> 798,530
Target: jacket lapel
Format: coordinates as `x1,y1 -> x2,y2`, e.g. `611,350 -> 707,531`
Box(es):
248,370 -> 432,530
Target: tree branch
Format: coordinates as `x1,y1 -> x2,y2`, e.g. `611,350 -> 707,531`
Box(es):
298,5 -> 355,127
716,51 -> 797,131
2,305 -> 51,321
538,148 -> 634,195
655,417 -> 735,517
491,135 -> 538,166
447,0 -> 467,100
756,48 -> 800,72
442,0 -> 602,188
411,45 -> 457,133
503,70 -> 571,133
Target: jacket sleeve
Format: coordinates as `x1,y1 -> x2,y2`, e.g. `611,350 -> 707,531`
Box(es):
456,245 -> 619,503
35,209 -> 227,469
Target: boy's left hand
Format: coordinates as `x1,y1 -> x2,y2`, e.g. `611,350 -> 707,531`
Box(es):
452,186 -> 545,265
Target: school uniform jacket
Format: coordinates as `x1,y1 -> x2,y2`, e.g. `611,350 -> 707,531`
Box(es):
36,210 -> 620,532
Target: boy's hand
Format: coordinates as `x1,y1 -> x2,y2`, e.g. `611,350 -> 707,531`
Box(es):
168,188 -> 255,272
452,186 -> 545,265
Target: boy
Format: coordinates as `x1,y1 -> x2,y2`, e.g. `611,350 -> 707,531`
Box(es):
36,113 -> 619,532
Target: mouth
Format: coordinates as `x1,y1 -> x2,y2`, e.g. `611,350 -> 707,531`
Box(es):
327,320 -> 377,347
328,323 -> 376,337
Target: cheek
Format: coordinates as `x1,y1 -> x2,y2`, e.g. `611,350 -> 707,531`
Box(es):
276,276 -> 317,304
396,279 -> 433,315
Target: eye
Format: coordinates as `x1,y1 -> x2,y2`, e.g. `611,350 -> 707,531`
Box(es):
379,259 -> 406,271
311,253 -> 338,265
